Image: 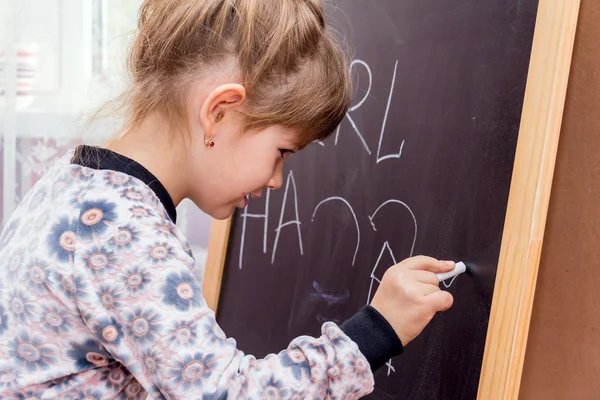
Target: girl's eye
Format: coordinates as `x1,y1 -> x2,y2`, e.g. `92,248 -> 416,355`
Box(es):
280,149 -> 294,159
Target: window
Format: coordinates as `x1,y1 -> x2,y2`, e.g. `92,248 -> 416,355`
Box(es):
1,0 -> 212,276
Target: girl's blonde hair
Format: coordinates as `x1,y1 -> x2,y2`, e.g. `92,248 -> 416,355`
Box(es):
108,0 -> 352,147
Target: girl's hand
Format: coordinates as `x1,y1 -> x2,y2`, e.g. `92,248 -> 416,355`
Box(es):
370,256 -> 455,346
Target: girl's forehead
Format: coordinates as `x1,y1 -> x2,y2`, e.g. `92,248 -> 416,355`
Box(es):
264,125 -> 303,146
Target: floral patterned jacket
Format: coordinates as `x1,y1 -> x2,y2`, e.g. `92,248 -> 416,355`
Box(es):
0,147 -> 376,399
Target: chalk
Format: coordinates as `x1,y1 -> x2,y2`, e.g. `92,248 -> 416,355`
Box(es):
436,261 -> 467,282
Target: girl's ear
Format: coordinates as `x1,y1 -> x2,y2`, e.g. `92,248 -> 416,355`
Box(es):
200,84 -> 247,137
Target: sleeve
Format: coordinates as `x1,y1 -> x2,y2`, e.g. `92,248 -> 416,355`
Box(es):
72,211 -> 375,399
340,305 -> 404,372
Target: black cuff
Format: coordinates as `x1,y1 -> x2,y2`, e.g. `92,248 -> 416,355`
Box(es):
340,305 -> 403,372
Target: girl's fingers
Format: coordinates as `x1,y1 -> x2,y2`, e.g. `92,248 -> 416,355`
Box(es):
412,270 -> 440,286
405,256 -> 455,273
425,290 -> 454,312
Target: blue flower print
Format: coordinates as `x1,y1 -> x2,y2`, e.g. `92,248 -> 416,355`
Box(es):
70,165 -> 94,183
6,330 -> 58,372
59,391 -> 87,400
166,352 -> 216,391
348,355 -> 369,376
161,271 -> 202,311
13,388 -> 45,400
97,283 -> 127,311
47,216 -> 76,262
81,245 -> 119,278
203,317 -> 227,347
65,338 -> 112,369
24,259 -> 51,294
147,241 -> 175,264
140,347 -> 166,376
123,306 -> 162,345
0,369 -> 21,391
148,383 -> 177,400
306,341 -> 328,356
112,351 -> 143,377
73,389 -> 103,400
254,376 -> 291,399
289,391 -> 307,400
120,187 -> 145,203
162,320 -> 200,351
280,349 -> 310,381
327,362 -> 344,385
118,265 -> 151,297
328,327 -> 349,348
104,171 -> 132,188
129,206 -> 155,220
47,374 -> 77,391
203,390 -> 229,400
110,224 -> 140,252
77,200 -> 118,239
39,302 -> 73,334
68,171 -> 98,204
95,316 -> 124,346
99,365 -> 130,392
8,289 -> 39,323
155,221 -> 175,238
50,272 -> 89,300
69,187 -> 89,206
0,305 -> 9,335
118,380 -> 146,400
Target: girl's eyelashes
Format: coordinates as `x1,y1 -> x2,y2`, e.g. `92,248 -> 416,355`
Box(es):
280,149 -> 294,159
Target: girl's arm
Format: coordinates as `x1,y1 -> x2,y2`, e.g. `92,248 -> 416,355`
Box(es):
73,211 -> 389,399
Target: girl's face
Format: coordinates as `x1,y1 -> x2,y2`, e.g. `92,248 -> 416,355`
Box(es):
188,116 -> 299,220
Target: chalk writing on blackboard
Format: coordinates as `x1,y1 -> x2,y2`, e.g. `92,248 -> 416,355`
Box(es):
368,199 -> 418,256
367,199 -> 418,376
442,276 -> 460,289
218,1 -> 540,396
377,60 -> 403,164
310,281 -> 350,306
237,54 -> 416,379
272,171 -> 303,264
239,189 -> 271,269
334,59 -> 405,164
311,197 -> 360,266
367,241 -> 397,304
336,59 -> 373,154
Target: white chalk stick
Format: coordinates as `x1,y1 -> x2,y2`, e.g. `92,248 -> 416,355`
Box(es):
436,261 -> 467,282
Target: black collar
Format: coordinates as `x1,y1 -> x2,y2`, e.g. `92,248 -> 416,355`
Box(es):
71,145 -> 177,223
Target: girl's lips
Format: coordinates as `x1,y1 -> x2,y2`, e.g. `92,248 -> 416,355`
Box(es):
237,194 -> 249,208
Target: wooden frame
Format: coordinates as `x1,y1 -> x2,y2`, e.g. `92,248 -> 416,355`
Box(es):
477,1 -> 580,398
203,218 -> 232,312
477,0 -> 579,400
203,0 -> 581,398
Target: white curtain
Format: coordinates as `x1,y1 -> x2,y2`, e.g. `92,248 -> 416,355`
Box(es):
0,0 -> 212,275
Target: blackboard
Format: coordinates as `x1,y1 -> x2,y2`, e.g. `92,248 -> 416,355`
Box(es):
216,1 -> 539,399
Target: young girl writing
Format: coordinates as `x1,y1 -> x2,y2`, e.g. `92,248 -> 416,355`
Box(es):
0,0 -> 454,398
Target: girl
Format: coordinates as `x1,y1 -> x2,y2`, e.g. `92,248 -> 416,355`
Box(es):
0,0 -> 454,398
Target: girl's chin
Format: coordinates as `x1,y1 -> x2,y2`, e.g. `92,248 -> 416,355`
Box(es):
192,196 -> 246,220
208,201 -> 244,220
210,208 -> 235,220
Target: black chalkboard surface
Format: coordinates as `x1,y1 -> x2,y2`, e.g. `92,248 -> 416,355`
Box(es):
216,1 -> 539,399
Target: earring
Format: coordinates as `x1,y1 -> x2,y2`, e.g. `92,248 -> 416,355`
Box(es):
205,113 -> 222,148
